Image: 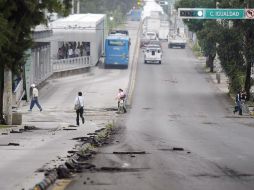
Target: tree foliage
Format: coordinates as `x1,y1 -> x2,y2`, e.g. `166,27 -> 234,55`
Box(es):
80,0 -> 135,14
0,0 -> 71,124
177,0 -> 254,97
176,0 -> 218,72
79,0 -> 136,32
0,0 -> 71,73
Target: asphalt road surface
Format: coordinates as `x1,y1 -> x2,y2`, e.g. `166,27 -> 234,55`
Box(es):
66,43 -> 254,190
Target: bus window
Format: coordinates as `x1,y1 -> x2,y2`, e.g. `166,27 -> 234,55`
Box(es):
108,40 -> 126,46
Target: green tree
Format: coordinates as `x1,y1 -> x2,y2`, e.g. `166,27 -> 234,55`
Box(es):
177,0 -> 254,98
216,23 -> 245,92
197,20 -> 218,72
80,0 -> 135,14
176,0 -> 218,72
216,0 -> 254,98
80,0 -> 136,34
0,0 -> 71,124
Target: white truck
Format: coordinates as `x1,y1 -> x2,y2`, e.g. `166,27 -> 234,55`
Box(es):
143,15 -> 161,35
159,21 -> 169,40
168,35 -> 187,49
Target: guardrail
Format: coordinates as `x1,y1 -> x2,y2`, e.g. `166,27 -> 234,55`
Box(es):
13,80 -> 25,106
52,56 -> 91,72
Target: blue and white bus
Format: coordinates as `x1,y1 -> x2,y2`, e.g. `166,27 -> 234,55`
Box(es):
104,35 -> 130,69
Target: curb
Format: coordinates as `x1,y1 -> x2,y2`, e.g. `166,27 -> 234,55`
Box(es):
126,21 -> 142,107
29,122 -> 115,190
30,171 -> 58,190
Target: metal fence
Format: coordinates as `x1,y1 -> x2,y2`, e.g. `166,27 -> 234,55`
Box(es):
52,56 -> 91,72
13,79 -> 25,106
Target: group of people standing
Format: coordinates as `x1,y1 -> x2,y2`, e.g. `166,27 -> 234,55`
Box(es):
233,90 -> 247,115
57,41 -> 90,59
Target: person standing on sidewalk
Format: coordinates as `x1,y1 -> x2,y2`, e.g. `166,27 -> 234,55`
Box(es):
240,90 -> 249,114
233,91 -> 242,115
29,84 -> 42,112
74,92 -> 85,126
116,88 -> 127,113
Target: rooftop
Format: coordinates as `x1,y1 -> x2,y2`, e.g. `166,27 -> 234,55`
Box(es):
51,14 -> 105,29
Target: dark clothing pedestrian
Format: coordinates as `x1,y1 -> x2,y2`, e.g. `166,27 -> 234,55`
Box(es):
234,92 -> 242,115
74,92 -> 85,126
76,107 -> 84,126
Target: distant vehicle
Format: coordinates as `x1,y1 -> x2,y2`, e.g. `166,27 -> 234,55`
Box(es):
104,35 -> 130,68
145,39 -> 161,48
144,45 -> 162,64
127,9 -> 142,21
159,21 -> 169,40
143,15 -> 161,35
168,35 -> 187,49
145,31 -> 157,40
140,38 -> 150,48
110,29 -> 129,36
140,32 -> 158,48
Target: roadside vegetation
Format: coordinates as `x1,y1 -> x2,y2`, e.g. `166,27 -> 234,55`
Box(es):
176,0 -> 254,98
80,0 -> 136,31
0,0 -> 72,124
0,125 -> 9,129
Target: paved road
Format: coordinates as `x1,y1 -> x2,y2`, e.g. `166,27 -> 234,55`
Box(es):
0,21 -> 139,190
66,43 -> 254,190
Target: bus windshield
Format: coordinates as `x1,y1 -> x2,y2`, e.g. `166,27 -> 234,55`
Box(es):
108,40 -> 126,46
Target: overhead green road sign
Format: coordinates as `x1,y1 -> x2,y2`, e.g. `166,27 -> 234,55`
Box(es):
205,9 -> 245,19
178,8 -> 247,19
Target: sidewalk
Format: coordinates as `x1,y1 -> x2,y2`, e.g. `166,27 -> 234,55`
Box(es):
0,21 -> 140,190
196,56 -> 254,117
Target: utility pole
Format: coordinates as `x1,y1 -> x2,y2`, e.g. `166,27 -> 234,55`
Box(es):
71,0 -> 74,14
77,0 -> 80,14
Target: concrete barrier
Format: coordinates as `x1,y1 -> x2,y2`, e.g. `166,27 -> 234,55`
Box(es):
12,112 -> 22,125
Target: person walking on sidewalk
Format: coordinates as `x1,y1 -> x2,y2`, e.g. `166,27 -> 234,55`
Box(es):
74,92 -> 85,126
29,84 -> 42,112
233,91 -> 242,115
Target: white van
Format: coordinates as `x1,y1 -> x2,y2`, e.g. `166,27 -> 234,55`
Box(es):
144,45 -> 162,64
